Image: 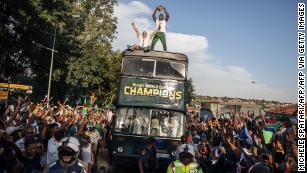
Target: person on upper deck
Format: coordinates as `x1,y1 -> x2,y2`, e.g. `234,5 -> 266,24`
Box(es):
151,5 -> 169,51
128,22 -> 154,52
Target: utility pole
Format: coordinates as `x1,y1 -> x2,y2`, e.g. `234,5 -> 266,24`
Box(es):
47,26 -> 57,106
32,26 -> 57,107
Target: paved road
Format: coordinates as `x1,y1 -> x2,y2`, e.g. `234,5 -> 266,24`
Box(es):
97,148 -> 139,173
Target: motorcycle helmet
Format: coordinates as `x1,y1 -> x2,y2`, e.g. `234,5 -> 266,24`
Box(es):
58,137 -> 80,164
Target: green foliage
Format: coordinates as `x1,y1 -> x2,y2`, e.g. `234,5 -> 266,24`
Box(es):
186,78 -> 195,105
66,48 -> 122,106
65,0 -> 120,106
0,0 -> 121,104
1,0 -> 81,98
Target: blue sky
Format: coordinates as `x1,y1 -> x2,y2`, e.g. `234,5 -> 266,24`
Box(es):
114,0 -> 303,103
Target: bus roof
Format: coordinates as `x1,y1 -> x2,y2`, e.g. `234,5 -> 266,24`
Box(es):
123,50 -> 188,63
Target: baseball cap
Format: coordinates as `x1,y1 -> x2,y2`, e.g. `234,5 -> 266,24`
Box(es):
5,126 -> 23,135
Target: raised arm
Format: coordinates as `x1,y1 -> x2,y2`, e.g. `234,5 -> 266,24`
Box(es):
152,7 -> 158,21
163,7 -> 169,22
131,22 -> 140,37
226,136 -> 238,152
5,97 -> 22,126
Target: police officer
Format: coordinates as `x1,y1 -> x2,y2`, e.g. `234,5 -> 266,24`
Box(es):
44,137 -> 87,173
138,136 -> 157,173
167,144 -> 203,173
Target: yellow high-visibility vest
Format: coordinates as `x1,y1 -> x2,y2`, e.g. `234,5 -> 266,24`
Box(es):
166,160 -> 203,173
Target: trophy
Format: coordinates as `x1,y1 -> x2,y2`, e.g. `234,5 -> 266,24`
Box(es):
157,5 -> 164,12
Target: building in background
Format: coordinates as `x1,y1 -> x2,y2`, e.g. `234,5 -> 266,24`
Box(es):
201,100 -> 262,117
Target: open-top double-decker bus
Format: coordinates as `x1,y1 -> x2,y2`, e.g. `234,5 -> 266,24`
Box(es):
110,50 -> 188,169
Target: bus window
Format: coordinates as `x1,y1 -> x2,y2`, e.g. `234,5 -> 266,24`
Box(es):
150,110 -> 184,138
115,108 -> 184,138
156,60 -> 185,80
122,58 -> 154,77
115,108 -> 150,135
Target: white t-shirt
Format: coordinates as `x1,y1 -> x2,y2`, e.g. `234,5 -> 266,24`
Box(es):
15,138 -> 25,153
155,19 -> 167,32
89,130 -> 100,144
46,137 -> 62,164
15,137 -> 38,154
82,145 -> 93,164
138,35 -> 150,48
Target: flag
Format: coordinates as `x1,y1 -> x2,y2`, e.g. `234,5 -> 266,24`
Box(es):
267,121 -> 282,132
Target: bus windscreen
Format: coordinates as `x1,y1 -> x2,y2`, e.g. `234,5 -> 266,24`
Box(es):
122,58 -> 154,77
122,57 -> 186,80
114,107 -> 184,138
155,61 -> 185,79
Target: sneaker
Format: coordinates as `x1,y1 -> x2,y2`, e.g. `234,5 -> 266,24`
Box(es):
144,48 -> 150,52
126,45 -> 133,51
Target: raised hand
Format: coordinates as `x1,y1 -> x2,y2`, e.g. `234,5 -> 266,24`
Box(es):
17,96 -> 23,103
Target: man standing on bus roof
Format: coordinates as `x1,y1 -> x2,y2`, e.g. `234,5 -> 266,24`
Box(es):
138,136 -> 157,173
151,5 -> 169,51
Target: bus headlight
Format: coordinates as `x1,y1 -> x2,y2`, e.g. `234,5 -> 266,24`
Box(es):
117,146 -> 123,153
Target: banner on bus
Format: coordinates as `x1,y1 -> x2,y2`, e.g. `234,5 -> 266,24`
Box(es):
118,77 -> 186,112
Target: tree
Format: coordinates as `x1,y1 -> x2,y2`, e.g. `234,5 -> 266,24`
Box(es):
66,0 -> 120,106
186,78 -> 195,105
0,0 -> 85,100
0,0 -> 120,103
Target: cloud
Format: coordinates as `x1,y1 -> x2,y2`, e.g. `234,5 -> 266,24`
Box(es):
113,1 -> 292,103
113,1 -> 153,50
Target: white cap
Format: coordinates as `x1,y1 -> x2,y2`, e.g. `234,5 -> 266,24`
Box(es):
5,126 -> 23,135
178,144 -> 195,157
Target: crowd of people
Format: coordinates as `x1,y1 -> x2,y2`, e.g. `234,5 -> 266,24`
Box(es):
0,96 -> 113,173
0,94 -> 301,173
153,111 -> 299,173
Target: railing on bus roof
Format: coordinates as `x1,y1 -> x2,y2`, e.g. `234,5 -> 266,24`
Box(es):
123,50 -> 188,63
